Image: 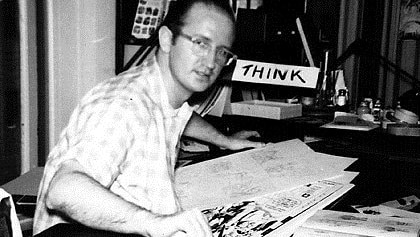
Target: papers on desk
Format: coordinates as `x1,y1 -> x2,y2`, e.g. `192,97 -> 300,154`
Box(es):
175,139 -> 357,210
294,209 -> 420,237
204,175 -> 356,237
291,195 -> 420,237
174,139 -> 359,236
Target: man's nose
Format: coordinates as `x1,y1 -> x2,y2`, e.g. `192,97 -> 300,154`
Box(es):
202,49 -> 217,69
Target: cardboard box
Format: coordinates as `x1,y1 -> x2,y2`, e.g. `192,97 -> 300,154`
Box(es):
230,100 -> 302,120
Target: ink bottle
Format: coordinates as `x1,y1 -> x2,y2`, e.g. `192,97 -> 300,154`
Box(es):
372,99 -> 383,121
335,89 -> 348,112
357,101 -> 371,115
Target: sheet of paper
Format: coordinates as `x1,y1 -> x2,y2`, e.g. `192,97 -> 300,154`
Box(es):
270,184 -> 355,237
203,174 -> 357,237
327,171 -> 359,184
299,209 -> 420,237
175,139 -> 357,210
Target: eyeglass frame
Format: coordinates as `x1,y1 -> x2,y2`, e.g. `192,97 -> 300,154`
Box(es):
177,32 -> 237,66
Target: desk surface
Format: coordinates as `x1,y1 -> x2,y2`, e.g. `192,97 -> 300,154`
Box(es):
1,167 -> 43,197
206,114 -> 420,161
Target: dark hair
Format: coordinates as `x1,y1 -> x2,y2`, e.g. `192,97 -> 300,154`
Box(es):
161,0 -> 236,40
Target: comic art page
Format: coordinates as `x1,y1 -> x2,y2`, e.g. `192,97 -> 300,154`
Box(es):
175,139 -> 357,210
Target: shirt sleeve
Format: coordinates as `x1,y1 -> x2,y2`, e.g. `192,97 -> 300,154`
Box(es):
64,98 -> 140,188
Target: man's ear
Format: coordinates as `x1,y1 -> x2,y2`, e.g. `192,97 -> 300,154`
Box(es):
158,26 -> 173,53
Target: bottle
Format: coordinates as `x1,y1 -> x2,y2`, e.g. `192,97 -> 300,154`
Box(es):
335,89 -> 348,111
336,89 -> 347,106
372,99 -> 383,121
357,101 -> 371,115
364,98 -> 373,111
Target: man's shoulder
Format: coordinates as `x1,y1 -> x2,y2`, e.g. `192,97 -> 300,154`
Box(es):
74,57 -> 161,116
90,61 -> 156,97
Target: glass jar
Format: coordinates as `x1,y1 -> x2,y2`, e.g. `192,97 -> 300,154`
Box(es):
357,101 -> 371,115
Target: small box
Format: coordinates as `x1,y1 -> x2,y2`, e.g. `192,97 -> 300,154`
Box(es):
230,100 -> 302,120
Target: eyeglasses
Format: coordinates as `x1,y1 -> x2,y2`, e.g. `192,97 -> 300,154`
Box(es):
178,32 -> 237,66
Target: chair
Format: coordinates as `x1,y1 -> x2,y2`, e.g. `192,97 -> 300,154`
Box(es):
0,188 -> 22,237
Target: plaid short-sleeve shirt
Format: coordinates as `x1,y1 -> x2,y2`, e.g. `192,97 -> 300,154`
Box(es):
33,57 -> 194,235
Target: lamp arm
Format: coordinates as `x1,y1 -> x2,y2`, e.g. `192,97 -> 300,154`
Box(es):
334,38 -> 420,90
375,53 -> 420,90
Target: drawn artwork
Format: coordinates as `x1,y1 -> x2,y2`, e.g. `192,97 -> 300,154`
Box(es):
204,200 -> 279,237
175,139 -> 357,210
202,179 -> 348,237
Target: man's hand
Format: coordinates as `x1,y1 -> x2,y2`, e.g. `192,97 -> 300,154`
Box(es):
183,113 -> 265,152
146,208 -> 212,237
221,130 -> 266,150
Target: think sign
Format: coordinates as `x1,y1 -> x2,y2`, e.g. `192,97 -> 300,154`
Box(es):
232,59 -> 320,88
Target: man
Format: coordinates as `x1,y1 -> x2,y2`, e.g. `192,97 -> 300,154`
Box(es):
33,0 -> 264,236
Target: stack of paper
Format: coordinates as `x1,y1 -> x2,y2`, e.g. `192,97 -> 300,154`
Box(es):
291,196 -> 420,237
294,209 -> 420,237
175,139 -> 359,236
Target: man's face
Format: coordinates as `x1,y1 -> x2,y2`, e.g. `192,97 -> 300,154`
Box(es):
168,3 -> 235,94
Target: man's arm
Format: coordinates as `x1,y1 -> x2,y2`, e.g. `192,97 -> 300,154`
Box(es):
45,159 -> 212,237
183,112 -> 265,150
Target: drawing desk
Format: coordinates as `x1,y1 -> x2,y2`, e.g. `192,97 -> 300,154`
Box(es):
3,113 -> 420,236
